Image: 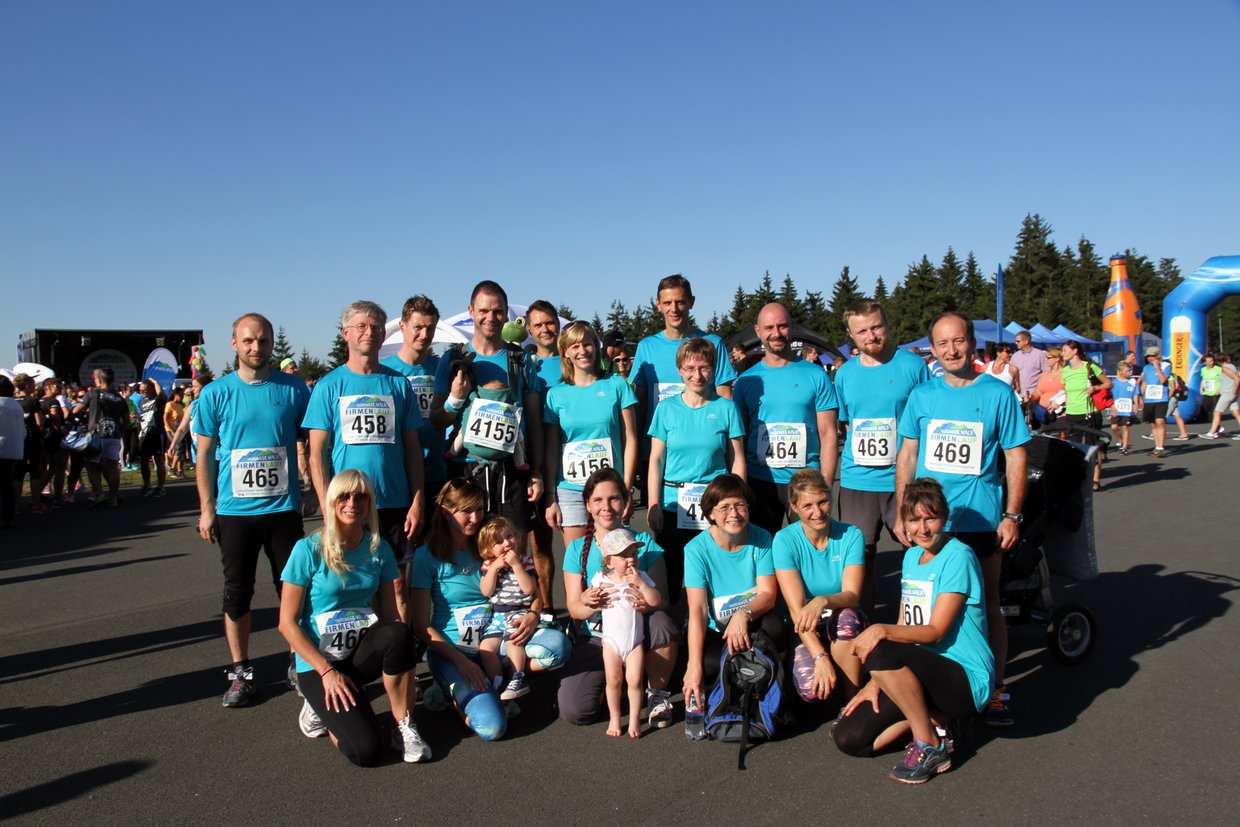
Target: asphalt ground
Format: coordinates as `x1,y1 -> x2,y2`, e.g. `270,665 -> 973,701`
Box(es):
2,434 -> 1238,825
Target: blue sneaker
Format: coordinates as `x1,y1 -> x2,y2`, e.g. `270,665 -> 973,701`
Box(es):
984,686 -> 1014,728
889,739 -> 952,784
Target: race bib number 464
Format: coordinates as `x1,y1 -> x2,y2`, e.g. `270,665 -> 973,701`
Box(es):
924,419 -> 983,476
340,395 -> 395,445
757,423 -> 806,469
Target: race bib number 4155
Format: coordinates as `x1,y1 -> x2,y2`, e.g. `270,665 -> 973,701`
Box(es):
924,419 -> 983,476
340,395 -> 395,445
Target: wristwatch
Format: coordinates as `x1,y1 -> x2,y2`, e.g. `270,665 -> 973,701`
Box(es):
1001,512 -> 1024,525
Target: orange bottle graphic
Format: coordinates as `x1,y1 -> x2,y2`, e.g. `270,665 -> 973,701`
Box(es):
1102,255 -> 1143,356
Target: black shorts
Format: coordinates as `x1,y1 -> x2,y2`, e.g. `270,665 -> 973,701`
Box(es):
837,487 -> 897,548
1142,402 -> 1168,423
378,506 -> 414,567
747,477 -> 791,535
448,460 -> 531,533
954,530 -> 999,561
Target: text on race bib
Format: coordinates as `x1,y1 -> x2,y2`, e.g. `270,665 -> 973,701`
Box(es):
340,395 -> 395,445
900,579 -> 933,627
230,447 -> 289,498
452,603 -> 494,652
676,483 -> 710,530
713,590 -> 756,623
1202,378 -> 1218,395
464,401 -> 519,454
1143,384 -> 1164,402
562,439 -> 614,486
756,422 -> 807,469
924,419 -> 983,476
407,375 -> 435,414
656,382 -> 685,402
314,608 -> 378,662
1113,397 -> 1133,415
849,417 -> 898,467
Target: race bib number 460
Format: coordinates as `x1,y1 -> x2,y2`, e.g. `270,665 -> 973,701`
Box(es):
924,419 -> 983,476
757,423 -> 806,469
899,579 -> 933,626
562,439 -> 614,486
340,395 -> 395,445
850,418 -> 897,467
314,608 -> 377,662
230,447 -> 288,498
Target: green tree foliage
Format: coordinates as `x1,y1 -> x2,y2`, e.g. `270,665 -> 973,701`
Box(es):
328,332 -> 348,367
937,248 -> 963,312
873,276 -> 888,304
887,256 -> 939,344
297,348 -> 329,382
1004,213 -> 1062,327
960,251 -> 994,321
826,267 -> 862,343
270,326 -> 295,370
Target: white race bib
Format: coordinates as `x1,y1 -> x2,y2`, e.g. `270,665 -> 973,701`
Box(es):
849,417 -> 898,467
713,590 -> 756,623
900,579 -> 933,627
757,422 -> 807,469
676,483 -> 709,530
1202,378 -> 1218,395
1143,384 -> 1164,402
229,446 -> 289,498
656,382 -> 685,402
340,394 -> 395,445
407,375 -> 435,416
924,419 -> 983,476
452,603 -> 494,652
1113,397 -> 1133,416
562,439 -> 614,486
314,608 -> 378,662
463,401 -> 519,454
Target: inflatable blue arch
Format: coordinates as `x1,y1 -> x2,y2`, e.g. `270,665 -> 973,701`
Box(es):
1161,255 -> 1240,420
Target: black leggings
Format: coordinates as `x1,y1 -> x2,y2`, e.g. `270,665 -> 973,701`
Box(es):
700,612 -> 791,687
833,640 -> 978,756
298,621 -> 418,767
218,511 -> 304,620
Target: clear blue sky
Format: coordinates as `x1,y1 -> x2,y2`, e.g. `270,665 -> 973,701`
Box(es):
4,1 -> 1238,371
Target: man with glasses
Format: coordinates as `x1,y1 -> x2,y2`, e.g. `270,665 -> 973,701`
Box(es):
304,300 -> 426,619
194,312 -> 311,706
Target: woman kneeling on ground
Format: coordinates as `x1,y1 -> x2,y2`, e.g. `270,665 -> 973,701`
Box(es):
834,478 -> 993,784
682,474 -> 788,718
773,470 -> 867,705
557,468 -> 680,729
279,469 -> 430,766
410,478 -> 570,741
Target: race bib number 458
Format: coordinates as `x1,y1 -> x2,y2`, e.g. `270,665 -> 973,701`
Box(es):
340,395 -> 395,445
924,419 -> 983,476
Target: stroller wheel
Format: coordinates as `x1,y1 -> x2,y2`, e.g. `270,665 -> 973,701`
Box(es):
1048,604 -> 1096,664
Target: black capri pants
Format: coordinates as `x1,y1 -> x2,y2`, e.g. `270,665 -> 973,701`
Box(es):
219,510 -> 304,620
298,620 -> 418,767
833,640 -> 978,757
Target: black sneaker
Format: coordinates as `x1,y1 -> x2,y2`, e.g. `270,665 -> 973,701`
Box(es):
888,739 -> 952,784
222,665 -> 255,708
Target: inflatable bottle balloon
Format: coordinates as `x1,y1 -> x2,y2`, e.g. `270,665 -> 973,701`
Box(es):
1102,255 -> 1143,358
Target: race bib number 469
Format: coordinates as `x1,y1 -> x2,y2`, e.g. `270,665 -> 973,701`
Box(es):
340,395 -> 395,445
924,419 -> 983,476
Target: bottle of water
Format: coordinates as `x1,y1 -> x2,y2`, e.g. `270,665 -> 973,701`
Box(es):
684,691 -> 706,740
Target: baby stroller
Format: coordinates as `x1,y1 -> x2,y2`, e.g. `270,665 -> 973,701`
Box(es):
999,420 -> 1106,663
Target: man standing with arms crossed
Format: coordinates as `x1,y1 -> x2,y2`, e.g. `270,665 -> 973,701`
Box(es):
834,299 -> 930,615
195,313 -> 311,707
733,302 -> 838,534
304,300 -> 425,620
895,312 -> 1029,728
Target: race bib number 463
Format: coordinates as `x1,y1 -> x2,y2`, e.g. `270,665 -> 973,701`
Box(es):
924,419 -> 983,476
340,395 -> 395,445
850,418 -> 897,467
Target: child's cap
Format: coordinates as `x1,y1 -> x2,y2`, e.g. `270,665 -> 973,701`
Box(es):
598,528 -> 641,558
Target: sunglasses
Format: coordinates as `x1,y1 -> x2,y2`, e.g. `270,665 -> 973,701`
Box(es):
337,491 -> 371,503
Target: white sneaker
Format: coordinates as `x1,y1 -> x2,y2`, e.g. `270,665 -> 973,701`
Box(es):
392,713 -> 431,763
500,671 -> 530,700
1201,432 -> 1219,439
298,700 -> 327,738
1141,434 -> 1154,441
1172,435 -> 1192,441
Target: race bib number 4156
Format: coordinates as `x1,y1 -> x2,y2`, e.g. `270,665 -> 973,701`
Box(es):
924,419 -> 983,476
340,395 -> 395,445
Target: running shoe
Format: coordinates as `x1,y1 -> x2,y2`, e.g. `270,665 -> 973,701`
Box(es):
32,502 -> 52,515
392,713 -> 431,763
298,700 -> 327,738
1233,435 -> 1240,441
1118,446 -> 1129,455
222,665 -> 255,708
1172,435 -> 1192,441
140,486 -> 151,498
1202,432 -> 1220,439
984,686 -> 1014,727
647,689 -> 674,729
1151,448 -> 1167,457
888,739 -> 952,784
1140,434 -> 1154,440
500,671 -> 530,701
149,487 -> 166,498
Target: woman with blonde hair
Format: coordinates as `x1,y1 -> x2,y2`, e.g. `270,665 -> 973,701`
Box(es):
279,469 -> 430,765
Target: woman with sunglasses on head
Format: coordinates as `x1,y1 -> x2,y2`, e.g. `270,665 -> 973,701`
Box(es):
557,468 -> 680,728
279,469 -> 430,766
411,478 -> 571,741
544,322 -> 639,548
681,474 -> 788,720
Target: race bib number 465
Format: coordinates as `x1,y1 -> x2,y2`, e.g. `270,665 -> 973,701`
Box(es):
230,447 -> 288,498
340,395 -> 395,445
924,419 -> 983,476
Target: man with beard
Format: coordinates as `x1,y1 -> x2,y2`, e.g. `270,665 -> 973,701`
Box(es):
733,302 -> 838,534
834,299 -> 930,615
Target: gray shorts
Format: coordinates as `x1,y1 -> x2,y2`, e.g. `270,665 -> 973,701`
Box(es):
89,438 -> 123,464
837,487 -> 897,548
556,484 -> 589,528
1216,391 -> 1237,412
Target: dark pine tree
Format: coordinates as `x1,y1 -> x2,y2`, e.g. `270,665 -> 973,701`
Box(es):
937,248 -> 963,312
270,326 -> 295,370
328,332 -> 348,368
826,266 -> 862,343
873,275 -> 889,304
961,251 -> 995,322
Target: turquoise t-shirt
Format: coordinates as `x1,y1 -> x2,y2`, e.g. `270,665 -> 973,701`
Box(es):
380,352 -> 447,483
649,395 -> 745,508
631,329 -> 739,445
562,530 -> 664,639
683,526 -> 775,631
545,373 -> 638,491
772,518 -> 865,598
533,353 -> 563,395
898,374 -> 1030,532
301,365 -> 424,510
733,358 -> 838,483
193,371 -> 311,516
280,532 -> 399,673
835,349 -> 931,492
433,343 -> 539,465
899,538 -> 994,711
410,545 -> 490,646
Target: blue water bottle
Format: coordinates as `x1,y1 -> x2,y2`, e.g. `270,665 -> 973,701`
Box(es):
684,691 -> 706,740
